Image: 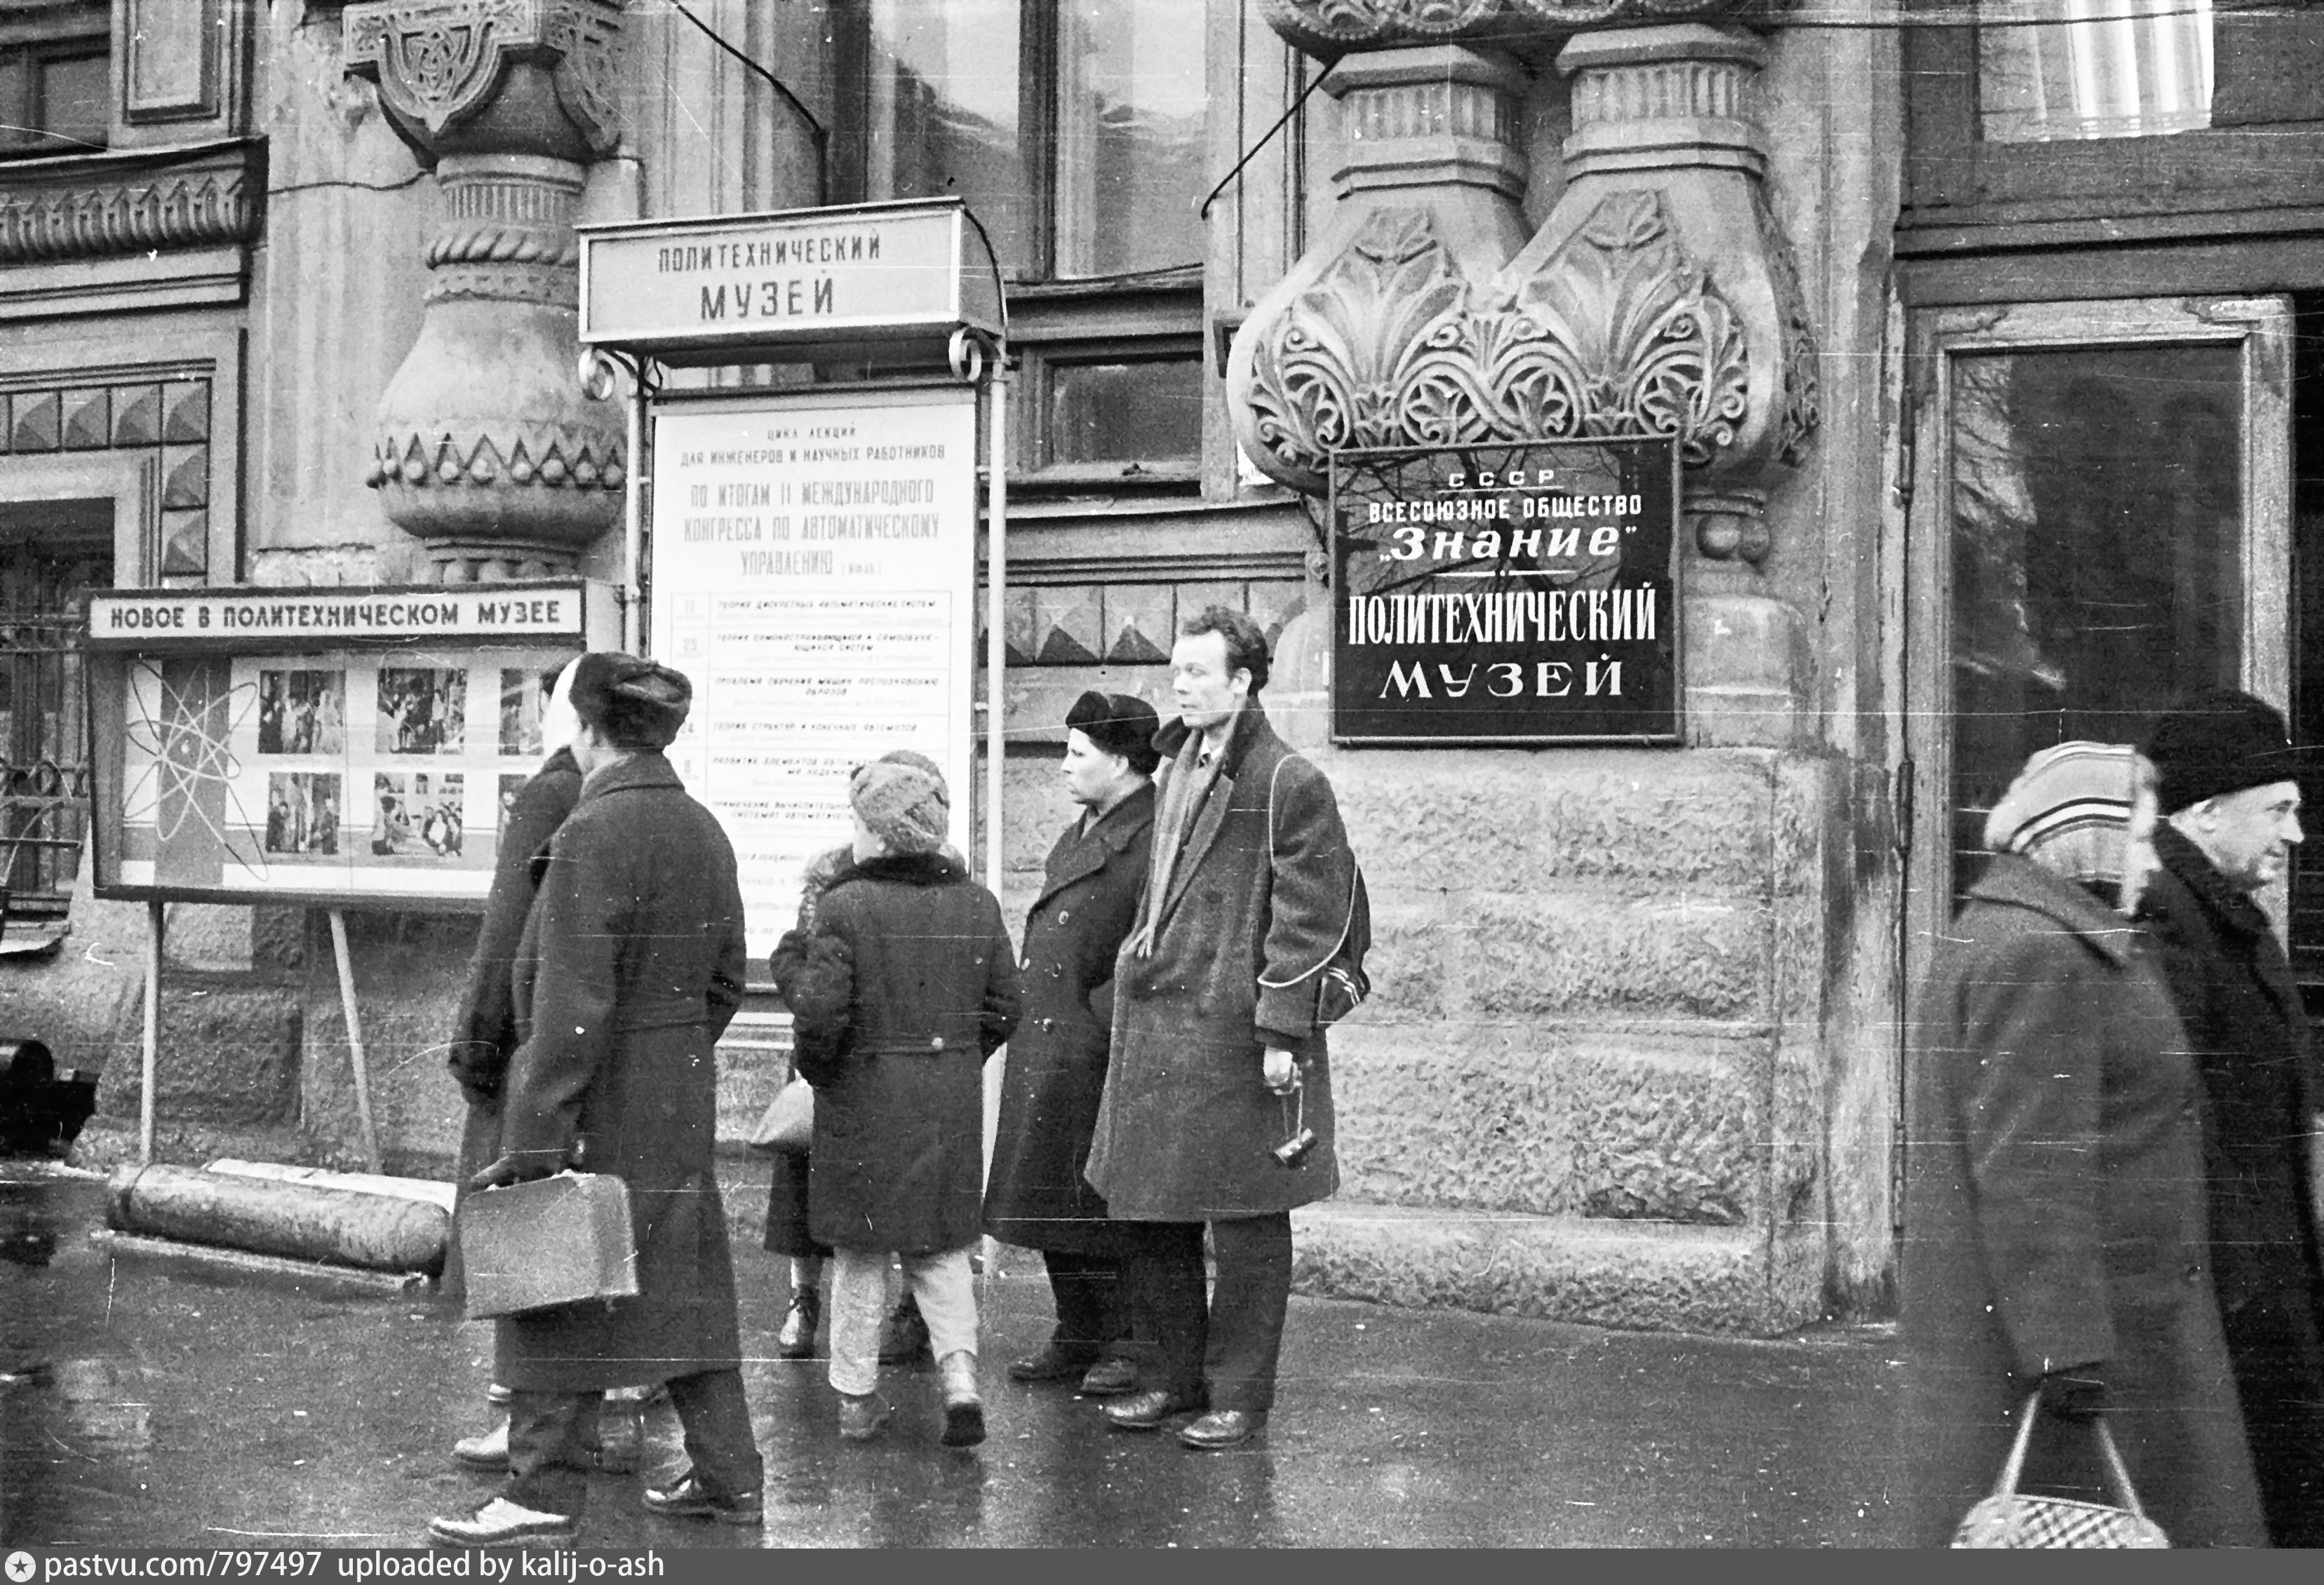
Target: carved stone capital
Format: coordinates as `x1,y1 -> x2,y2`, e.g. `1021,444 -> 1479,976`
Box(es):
1230,25 -> 1816,497
1259,0 -> 1787,60
343,0 -> 623,166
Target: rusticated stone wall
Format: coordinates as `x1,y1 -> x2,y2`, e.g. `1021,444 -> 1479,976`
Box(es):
993,703 -> 1839,1334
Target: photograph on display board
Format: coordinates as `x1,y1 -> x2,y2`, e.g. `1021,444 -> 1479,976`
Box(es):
375,666 -> 466,755
370,771 -> 464,859
256,670 -> 347,756
498,666 -> 562,756
264,772 -> 342,857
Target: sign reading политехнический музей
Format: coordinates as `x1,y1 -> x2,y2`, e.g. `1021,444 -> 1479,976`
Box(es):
578,199 -> 1002,365
1329,440 -> 1681,746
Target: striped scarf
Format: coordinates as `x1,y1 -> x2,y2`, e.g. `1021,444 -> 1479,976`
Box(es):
1127,724 -> 1227,958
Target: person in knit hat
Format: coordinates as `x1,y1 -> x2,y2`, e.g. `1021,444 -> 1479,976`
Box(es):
778,756 -> 1020,1447
1980,739 -> 2148,908
2134,689 -> 2323,1547
1900,741 -> 2265,1548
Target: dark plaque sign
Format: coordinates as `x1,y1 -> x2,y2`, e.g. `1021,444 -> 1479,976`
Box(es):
1329,439 -> 1681,745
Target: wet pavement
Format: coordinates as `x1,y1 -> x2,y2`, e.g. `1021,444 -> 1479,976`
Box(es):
1,1164 -> 1911,1549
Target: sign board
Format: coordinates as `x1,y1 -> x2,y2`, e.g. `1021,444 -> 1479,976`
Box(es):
650,387 -> 979,963
579,199 -> 1002,365
1329,440 -> 1681,744
87,581 -> 619,908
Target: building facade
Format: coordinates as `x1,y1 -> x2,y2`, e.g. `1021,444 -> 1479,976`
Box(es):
0,0 -> 2311,1334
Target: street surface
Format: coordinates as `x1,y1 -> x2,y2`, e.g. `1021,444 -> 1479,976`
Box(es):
1,1165 -> 1907,1548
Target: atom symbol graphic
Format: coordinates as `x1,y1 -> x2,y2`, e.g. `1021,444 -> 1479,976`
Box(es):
124,658 -> 269,877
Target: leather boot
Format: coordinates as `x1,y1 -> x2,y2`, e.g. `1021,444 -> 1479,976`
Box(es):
938,1351 -> 984,1448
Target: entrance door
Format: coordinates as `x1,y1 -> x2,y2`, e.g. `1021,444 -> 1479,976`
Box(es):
1900,295 -> 2294,1018
0,505 -> 112,919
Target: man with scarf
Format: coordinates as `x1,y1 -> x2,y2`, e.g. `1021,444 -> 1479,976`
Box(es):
1085,605 -> 1360,1451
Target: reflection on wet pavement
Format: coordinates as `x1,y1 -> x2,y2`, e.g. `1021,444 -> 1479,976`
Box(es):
0,1164 -> 1908,1548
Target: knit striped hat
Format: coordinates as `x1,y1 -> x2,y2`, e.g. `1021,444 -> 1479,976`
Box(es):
1982,741 -> 2137,856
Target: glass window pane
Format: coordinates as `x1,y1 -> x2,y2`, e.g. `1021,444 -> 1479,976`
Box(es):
1052,0 -> 1206,279
1048,358 -> 1201,465
1980,0 -> 2212,142
36,53 -> 108,151
861,0 -> 1032,275
1948,344 -> 2243,892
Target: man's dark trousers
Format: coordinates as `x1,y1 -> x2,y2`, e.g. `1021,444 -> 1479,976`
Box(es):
1120,1213 -> 1294,1413
507,1368 -> 760,1516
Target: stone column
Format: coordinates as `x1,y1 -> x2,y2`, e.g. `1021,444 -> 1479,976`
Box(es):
1229,3 -> 1820,746
344,0 -> 626,583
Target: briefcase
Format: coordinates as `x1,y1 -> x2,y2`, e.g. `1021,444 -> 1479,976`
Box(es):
457,1171 -> 640,1320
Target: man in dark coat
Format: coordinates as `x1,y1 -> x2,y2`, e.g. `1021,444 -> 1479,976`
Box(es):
2135,688 -> 2323,1548
429,654 -> 763,1547
984,691 -> 1159,1396
441,662 -> 651,1480
781,755 -> 1021,1446
1902,741 -> 2264,1548
1087,606 -> 1360,1452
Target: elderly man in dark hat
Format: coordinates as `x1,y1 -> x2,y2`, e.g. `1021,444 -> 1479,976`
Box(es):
985,691 -> 1160,1396
1902,741 -> 2264,1547
429,653 -> 763,1547
2135,687 -> 2323,1548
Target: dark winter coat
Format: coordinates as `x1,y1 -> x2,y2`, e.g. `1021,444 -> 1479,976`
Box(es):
983,783 -> 1155,1252
2136,823 -> 2324,1544
445,747 -> 581,1300
781,850 -> 1020,1255
1086,706 -> 1357,1221
488,752 -> 751,1394
1900,854 -> 2265,1548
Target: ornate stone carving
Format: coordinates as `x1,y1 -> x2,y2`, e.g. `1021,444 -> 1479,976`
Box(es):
344,0 -> 622,161
0,146 -> 261,265
1243,196 -> 1752,485
344,4 -> 624,581
1260,0 -> 1785,58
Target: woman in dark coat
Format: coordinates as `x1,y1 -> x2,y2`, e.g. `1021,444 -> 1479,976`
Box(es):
781,755 -> 1020,1447
983,692 -> 1158,1394
429,654 -> 763,1548
1901,741 -> 2265,1549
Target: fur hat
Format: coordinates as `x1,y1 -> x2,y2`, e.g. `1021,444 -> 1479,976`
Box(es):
1065,689 -> 1162,776
568,652 -> 691,750
850,752 -> 948,855
1982,742 -> 2137,883
2140,689 -> 2299,816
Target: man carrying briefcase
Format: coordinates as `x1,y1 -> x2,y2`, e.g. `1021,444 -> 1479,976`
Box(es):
429,654 -> 763,1549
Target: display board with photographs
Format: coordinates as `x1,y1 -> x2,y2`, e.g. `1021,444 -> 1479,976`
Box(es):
98,649 -> 579,902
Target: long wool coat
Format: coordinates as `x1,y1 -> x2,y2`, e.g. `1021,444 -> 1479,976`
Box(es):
2137,823 -> 2324,1545
783,850 -> 1021,1255
1900,854 -> 2265,1548
449,748 -> 582,1194
983,783 -> 1155,1252
1085,706 -> 1357,1221
488,753 -> 751,1394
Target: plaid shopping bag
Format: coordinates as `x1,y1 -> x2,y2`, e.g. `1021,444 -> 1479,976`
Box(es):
1952,1392 -> 2168,1549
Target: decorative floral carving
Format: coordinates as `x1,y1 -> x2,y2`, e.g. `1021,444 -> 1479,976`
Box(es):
1260,0 -> 1783,55
0,162 -> 258,265
1753,193 -> 1820,468
365,426 -> 625,494
1244,194 -> 1757,486
344,0 -> 622,156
